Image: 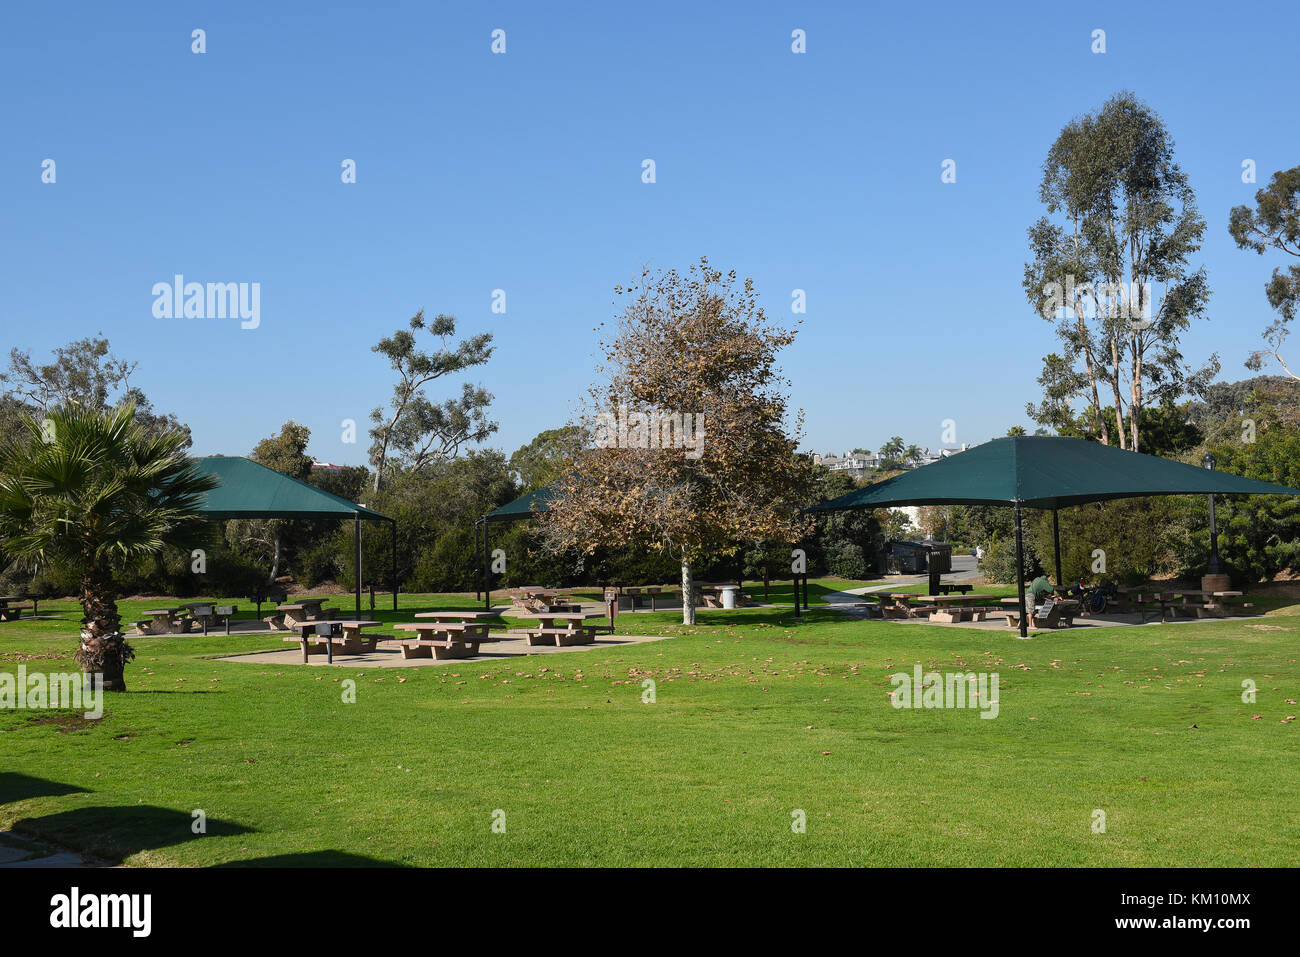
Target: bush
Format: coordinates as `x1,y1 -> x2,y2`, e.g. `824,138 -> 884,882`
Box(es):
826,541 -> 869,580
978,536 -> 1040,584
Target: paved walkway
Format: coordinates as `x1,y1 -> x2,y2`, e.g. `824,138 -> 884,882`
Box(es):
0,831 -> 91,868
217,632 -> 669,668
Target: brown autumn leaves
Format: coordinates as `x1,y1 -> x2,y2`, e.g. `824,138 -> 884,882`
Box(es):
535,258 -> 818,624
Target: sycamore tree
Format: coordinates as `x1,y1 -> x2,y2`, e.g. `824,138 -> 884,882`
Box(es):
536,258 -> 818,625
1229,165 -> 1300,378
1024,91 -> 1219,451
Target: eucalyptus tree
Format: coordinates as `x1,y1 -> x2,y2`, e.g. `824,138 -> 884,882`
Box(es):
368,310 -> 497,492
1229,165 -> 1300,378
1024,91 -> 1218,451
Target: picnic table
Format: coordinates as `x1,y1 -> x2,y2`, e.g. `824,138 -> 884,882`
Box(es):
507,611 -> 611,647
924,593 -> 999,623
935,583 -> 974,596
623,586 -> 677,611
387,619 -> 500,660
1124,588 -> 1249,622
135,609 -> 182,635
267,598 -> 333,630
0,596 -> 34,622
285,620 -> 382,663
867,592 -> 941,619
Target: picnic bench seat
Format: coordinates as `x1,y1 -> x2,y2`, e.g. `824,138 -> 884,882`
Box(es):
1003,598 -> 1078,630
504,623 -> 610,647
0,604 -> 33,621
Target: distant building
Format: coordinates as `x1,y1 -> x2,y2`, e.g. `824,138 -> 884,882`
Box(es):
813,450 -> 878,479
311,461 -> 346,472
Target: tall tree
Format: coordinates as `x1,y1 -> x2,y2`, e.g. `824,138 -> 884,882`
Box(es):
1229,165 -> 1300,379
1024,91 -> 1219,451
1,336 -> 191,447
230,421 -> 312,580
0,404 -> 216,691
509,426 -> 586,492
368,310 -> 496,492
536,258 -> 818,625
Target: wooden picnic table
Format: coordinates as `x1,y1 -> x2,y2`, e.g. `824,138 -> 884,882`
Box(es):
936,583 -> 974,595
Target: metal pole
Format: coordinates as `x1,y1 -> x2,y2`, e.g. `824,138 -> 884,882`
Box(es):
1052,508 -> 1062,585
354,515 -> 362,618
391,518 -> 398,612
482,520 -> 491,612
1207,494 -> 1222,574
1014,502 -> 1028,638
474,519 -> 481,601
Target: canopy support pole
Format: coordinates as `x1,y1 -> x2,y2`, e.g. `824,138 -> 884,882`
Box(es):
354,514 -> 362,617
1014,502 -> 1028,639
391,518 -> 398,612
483,520 -> 491,612
474,520 -> 481,600
1052,508 -> 1062,585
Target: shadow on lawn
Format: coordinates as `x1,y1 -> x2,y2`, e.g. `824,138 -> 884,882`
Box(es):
215,850 -> 407,867
0,772 -> 90,805
10,805 -> 253,865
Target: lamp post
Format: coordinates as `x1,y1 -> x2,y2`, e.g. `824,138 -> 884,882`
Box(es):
1202,452 -> 1223,575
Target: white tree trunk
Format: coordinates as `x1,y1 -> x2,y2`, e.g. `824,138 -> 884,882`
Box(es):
680,554 -> 696,626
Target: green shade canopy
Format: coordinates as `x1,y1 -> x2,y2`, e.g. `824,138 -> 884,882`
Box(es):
484,484 -> 556,522
808,436 -> 1300,512
194,456 -> 390,521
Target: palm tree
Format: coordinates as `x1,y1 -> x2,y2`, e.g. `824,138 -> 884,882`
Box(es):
0,403 -> 217,690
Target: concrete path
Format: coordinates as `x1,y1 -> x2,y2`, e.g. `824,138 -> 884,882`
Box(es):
217,632 -> 669,668
0,831 -> 91,868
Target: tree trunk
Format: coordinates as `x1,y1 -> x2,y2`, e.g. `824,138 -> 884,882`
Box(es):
80,563 -> 127,692
80,566 -> 121,635
270,530 -> 282,581
681,553 -> 696,626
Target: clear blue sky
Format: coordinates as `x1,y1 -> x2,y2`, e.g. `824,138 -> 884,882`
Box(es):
3,1 -> 1297,465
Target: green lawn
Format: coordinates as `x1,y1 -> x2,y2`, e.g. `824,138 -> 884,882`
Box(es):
1,594 -> 1297,866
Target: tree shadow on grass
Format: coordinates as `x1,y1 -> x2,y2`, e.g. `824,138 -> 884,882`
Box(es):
215,850 -> 408,867
10,805 -> 253,865
0,772 -> 89,805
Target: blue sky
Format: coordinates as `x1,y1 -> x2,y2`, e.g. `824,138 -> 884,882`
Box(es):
3,0 -> 1297,466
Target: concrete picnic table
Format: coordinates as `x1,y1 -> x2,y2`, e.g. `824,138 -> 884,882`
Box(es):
286,619 -> 382,663
0,596 -> 33,621
923,593 -> 999,623
387,619 -> 501,659
270,598 -> 332,630
140,609 -> 180,634
1127,588 -> 1246,622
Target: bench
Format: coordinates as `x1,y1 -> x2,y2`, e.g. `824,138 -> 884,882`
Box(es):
505,625 -> 608,647
1004,598 -> 1078,630
0,605 -> 34,622
385,636 -> 485,660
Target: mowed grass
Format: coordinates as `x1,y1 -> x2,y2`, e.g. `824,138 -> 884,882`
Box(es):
1,594 -> 1298,867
